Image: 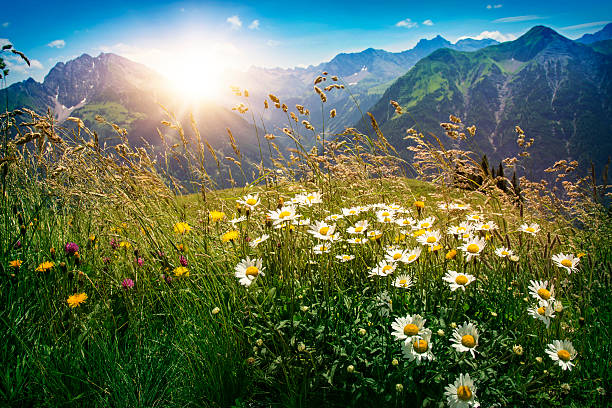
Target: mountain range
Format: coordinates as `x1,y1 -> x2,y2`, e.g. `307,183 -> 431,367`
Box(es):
360,25 -> 612,179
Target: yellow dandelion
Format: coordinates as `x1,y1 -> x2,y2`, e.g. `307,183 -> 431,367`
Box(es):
10,260 -> 23,268
67,292 -> 87,308
174,222 -> 192,234
174,266 -> 189,277
209,211 -> 226,222
36,261 -> 55,272
414,201 -> 425,209
222,230 -> 240,243
119,241 -> 131,249
446,249 -> 457,260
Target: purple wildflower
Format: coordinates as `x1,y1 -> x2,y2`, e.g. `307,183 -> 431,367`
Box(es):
136,257 -> 144,267
110,239 -> 119,250
122,278 -> 134,289
179,255 -> 188,267
65,242 -> 79,256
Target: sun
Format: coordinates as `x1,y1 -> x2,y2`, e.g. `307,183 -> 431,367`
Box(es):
157,44 -> 231,101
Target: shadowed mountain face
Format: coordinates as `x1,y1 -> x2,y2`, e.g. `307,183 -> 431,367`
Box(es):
1,53 -> 270,188
229,36 -> 498,138
361,26 -> 612,179
576,23 -> 612,44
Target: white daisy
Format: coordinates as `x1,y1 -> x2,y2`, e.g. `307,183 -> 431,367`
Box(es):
447,222 -> 474,237
346,237 -> 367,245
451,322 -> 479,358
385,247 -> 410,263
404,247 -> 422,264
545,340 -> 577,371
292,218 -> 311,226
367,230 -> 383,240
342,206 -> 364,217
528,280 -> 555,303
450,203 -> 471,211
391,314 -> 427,342
494,247 -> 514,258
395,217 -> 415,228
308,221 -> 336,240
402,329 -> 435,363
444,373 -> 480,408
443,270 -> 476,291
474,221 -> 497,232
519,223 -> 540,235
393,274 -> 414,290
249,234 -> 270,248
294,191 -> 323,206
466,213 -> 483,222
369,260 -> 396,277
413,216 -> 436,230
458,237 -> 486,261
234,257 -> 265,287
416,230 -> 442,247
336,254 -> 355,262
237,194 -> 260,210
387,203 -> 405,211
325,213 -> 344,222
268,206 -> 299,225
229,216 -> 247,225
347,220 -> 369,235
551,253 -> 580,273
313,243 -> 332,254
376,209 -> 396,223
528,300 -> 555,328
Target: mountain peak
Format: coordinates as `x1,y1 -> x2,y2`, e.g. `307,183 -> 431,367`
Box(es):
492,25 -> 573,61
576,23 -> 612,44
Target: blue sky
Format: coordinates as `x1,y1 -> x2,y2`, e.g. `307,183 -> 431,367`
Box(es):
1,0 -> 611,85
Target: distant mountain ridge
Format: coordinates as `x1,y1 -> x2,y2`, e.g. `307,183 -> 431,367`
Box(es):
361,25 -> 612,179
576,23 -> 612,44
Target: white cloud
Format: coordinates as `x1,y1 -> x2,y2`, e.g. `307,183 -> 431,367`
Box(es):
457,30 -> 516,42
561,21 -> 611,30
494,15 -> 544,23
487,4 -> 503,9
47,39 -> 66,48
227,15 -> 242,30
4,54 -> 43,73
249,19 -> 260,30
423,19 -> 434,26
266,39 -> 280,47
0,38 -> 11,47
396,18 -> 418,28
2,22 -> 8,28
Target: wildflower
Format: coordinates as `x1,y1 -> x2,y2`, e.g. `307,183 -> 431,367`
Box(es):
396,384 -> 404,392
376,209 -> 396,223
391,314 -> 427,343
250,234 -> 270,248
367,230 -> 383,240
449,203 -> 470,211
545,340 -> 577,370
446,249 -> 457,260
174,266 -> 189,277
393,274 -> 414,289
173,222 -> 192,234
528,280 -> 555,302
229,216 -> 247,225
519,223 -> 540,235
414,216 -> 436,230
235,257 -> 265,287
67,292 -> 87,308
346,364 -> 355,373
513,345 -> 524,356
447,222 -> 473,237
509,255 -> 520,262
237,194 -> 260,210
222,230 -> 240,243
528,301 -> 555,328
347,219 -> 369,234
294,191 -> 323,206
392,358 -> 399,366
268,206 -> 299,225
119,241 -> 131,249
212,307 -> 220,315
413,201 -> 425,209
416,230 -> 442,247
451,322 -> 479,358
122,278 -> 134,289
385,247 -> 409,263
443,270 -> 476,291
308,221 -> 336,240
36,261 -> 55,272
209,211 -> 225,222
554,301 -> 564,313
110,239 -> 119,249
475,221 -> 497,232
495,247 -> 514,258
65,242 -> 79,256
535,356 -> 543,363
466,213 -> 482,222
336,254 -> 355,262
437,329 -> 445,336
358,328 -> 367,336
402,329 -> 434,363
551,253 -> 580,273
444,373 -> 479,408
136,257 -> 144,267
9,260 -> 22,268
300,305 -> 309,312
369,260 -> 396,277
347,237 -> 367,245
313,243 -> 331,254
297,343 -> 306,352
459,237 -> 486,261
325,213 -> 344,222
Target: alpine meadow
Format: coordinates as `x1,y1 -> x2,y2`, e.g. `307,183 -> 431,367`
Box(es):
0,2 -> 611,407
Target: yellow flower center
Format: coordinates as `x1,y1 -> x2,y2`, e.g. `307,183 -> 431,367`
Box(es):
472,215 -> 480,220
399,279 -> 408,286
408,254 -> 416,261
426,236 -> 437,243
537,306 -> 546,316
537,288 -> 551,300
355,226 -> 363,232
319,227 -> 330,235
403,324 -> 419,336
414,201 -> 424,208
413,339 -> 428,353
403,220 -> 410,225
307,195 -> 315,201
483,224 -> 490,229
343,255 -> 351,260
467,244 -> 480,253
557,349 -> 571,361
382,265 -> 393,273
422,222 -> 430,228
245,266 -> 259,277
320,246 -> 328,252
457,385 -> 472,401
246,198 -> 257,205
561,259 -> 573,268
501,251 -> 508,256
455,275 -> 469,285
382,211 -> 390,217
526,227 -> 535,232
461,335 -> 476,348
279,211 -> 291,218
458,227 -> 466,232
393,253 -> 402,260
